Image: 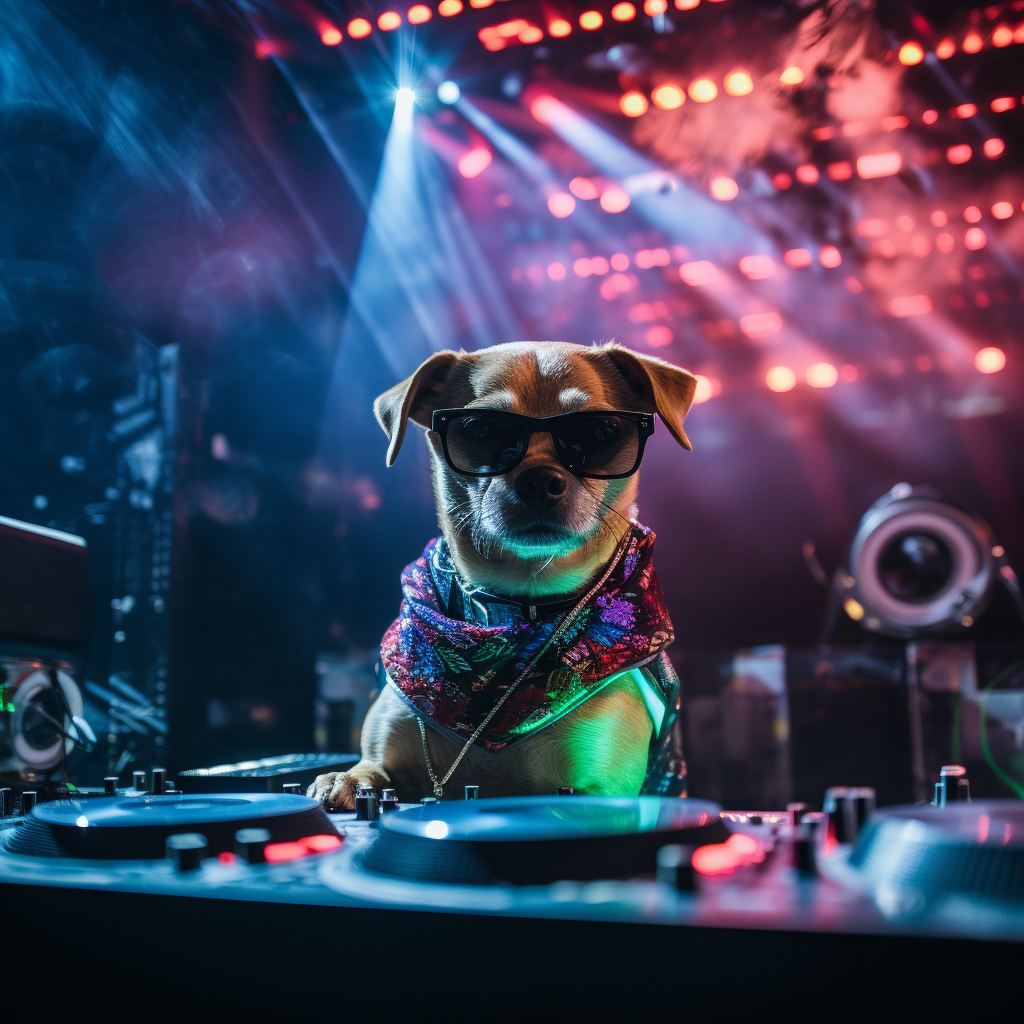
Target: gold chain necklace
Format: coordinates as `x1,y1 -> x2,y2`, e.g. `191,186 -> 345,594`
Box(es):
417,531 -> 631,799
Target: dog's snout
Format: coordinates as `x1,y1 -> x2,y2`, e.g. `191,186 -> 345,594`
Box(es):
514,465 -> 568,510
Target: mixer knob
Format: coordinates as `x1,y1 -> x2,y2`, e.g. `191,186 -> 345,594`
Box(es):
104,777 -> 118,796
849,788 -> 876,837
151,768 -> 167,795
0,787 -> 11,815
791,829 -> 816,876
938,765 -> 970,806
657,844 -> 696,891
166,833 -> 207,872
787,802 -> 808,827
235,828 -> 272,864
355,788 -> 379,821
282,783 -> 301,795
464,785 -> 479,800
557,786 -> 575,796
21,791 -> 36,815
132,771 -> 146,793
380,789 -> 399,812
824,787 -> 875,844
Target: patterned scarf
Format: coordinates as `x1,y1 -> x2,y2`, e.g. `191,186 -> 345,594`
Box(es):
381,523 -> 676,751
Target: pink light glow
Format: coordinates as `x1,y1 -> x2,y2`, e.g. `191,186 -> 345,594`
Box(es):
457,147 -> 492,179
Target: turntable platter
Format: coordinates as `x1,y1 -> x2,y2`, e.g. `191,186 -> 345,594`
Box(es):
0,793 -> 337,860
360,796 -> 728,885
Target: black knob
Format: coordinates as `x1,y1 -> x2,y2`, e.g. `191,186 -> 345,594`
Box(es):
557,786 -> 575,796
355,787 -> 379,821
657,844 -> 696,891
132,771 -> 146,793
380,789 -> 399,812
103,777 -> 118,796
791,830 -> 816,876
282,783 -> 301,795
0,788 -> 11,816
151,768 -> 167,795
166,833 -> 207,872
802,811 -> 825,836
938,765 -> 970,806
21,791 -> 36,815
235,828 -> 271,864
464,785 -> 479,800
787,802 -> 808,827
823,786 -> 875,844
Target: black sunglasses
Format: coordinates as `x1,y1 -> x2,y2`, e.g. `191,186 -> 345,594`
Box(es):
430,408 -> 655,479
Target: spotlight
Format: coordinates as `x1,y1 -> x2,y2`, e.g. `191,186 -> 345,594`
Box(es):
437,81 -> 460,104
833,485 -> 1021,639
395,87 -> 416,123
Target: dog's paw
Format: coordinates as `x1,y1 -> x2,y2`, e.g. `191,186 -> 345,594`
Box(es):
306,764 -> 391,811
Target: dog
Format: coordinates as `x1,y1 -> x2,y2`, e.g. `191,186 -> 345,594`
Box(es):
309,341 -> 696,809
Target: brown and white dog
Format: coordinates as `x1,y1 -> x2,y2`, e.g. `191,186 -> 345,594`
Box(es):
308,341 -> 696,809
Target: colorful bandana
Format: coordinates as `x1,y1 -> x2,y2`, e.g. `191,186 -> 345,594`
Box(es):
381,523 -> 676,751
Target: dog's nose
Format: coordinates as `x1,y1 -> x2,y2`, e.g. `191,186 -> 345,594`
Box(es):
514,466 -> 568,510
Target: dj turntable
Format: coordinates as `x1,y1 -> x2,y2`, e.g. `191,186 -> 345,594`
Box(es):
0,773 -> 1021,1013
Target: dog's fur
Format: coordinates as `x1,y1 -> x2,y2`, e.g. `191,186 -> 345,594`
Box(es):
309,342 -> 696,809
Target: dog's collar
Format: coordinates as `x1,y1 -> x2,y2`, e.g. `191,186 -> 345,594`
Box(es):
428,538 -> 580,626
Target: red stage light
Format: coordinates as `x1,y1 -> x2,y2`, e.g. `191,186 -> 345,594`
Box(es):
724,70 -> 753,96
679,260 -> 716,285
470,0 -> 495,6
772,172 -> 792,190
458,147 -> 492,178
549,19 -> 572,37
819,246 -> 842,268
579,10 -> 603,29
590,256 -> 610,275
992,202 -> 1014,220
320,25 -> 342,45
840,363 -> 859,380
983,138 -> 1005,158
378,11 -> 402,30
652,84 -> 684,110
882,115 -> 909,130
692,844 -> 741,875
644,0 -> 668,14
408,5 -> 432,24
529,95 -> 560,124
898,42 -> 924,65
952,103 -> 977,119
620,90 -> 648,116
963,206 -> 981,223
935,38 -> 955,58
438,0 -> 463,14
806,363 -> 838,388
688,78 -> 717,102
675,0 -> 699,8
964,227 -> 987,250
692,375 -> 719,403
962,32 -> 983,53
347,18 -> 372,38
976,347 -> 1006,373
922,109 -> 938,124
936,232 -> 954,253
519,25 -> 543,43
931,211 -> 947,226
946,144 -> 972,164
857,151 -> 901,178
992,25 -> 1013,47
795,164 -> 819,184
783,248 -> 811,268
611,2 -> 636,20
991,97 -> 1017,113
827,161 -> 852,181
888,295 -> 932,317
740,311 -> 782,338
573,258 -> 592,278
765,366 -> 796,392
547,192 -> 576,218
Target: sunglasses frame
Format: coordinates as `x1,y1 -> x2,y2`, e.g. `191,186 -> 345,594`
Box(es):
430,408 -> 655,479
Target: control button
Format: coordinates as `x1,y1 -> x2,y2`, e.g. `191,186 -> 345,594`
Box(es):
823,786 -> 875,844
282,783 -> 301,795
380,789 -> 399,812
787,802 -> 808,827
0,788 -> 11,816
151,768 -> 167,795
355,787 -> 379,821
657,844 -> 696,891
21,791 -> 36,815
791,827 -> 817,875
557,786 -> 575,796
132,771 -> 146,793
464,785 -> 479,800
166,833 -> 207,872
103,777 -> 118,796
235,827 -> 272,864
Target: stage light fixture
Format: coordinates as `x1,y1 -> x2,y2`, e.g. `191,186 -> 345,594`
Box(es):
765,366 -> 796,392
348,18 -> 372,38
983,138 -> 1005,158
688,78 -> 717,102
579,10 -> 603,29
964,227 -> 987,250
320,25 -> 342,45
946,144 -> 972,164
438,0 -> 463,14
898,42 -> 924,65
611,2 -> 636,20
408,5 -> 432,24
378,11 -> 402,30
620,91 -> 648,116
394,87 -> 416,124
651,84 -> 684,109
935,38 -> 955,58
549,19 -> 572,36
832,484 -> 1023,639
992,202 -> 1013,220
962,31 -> 982,53
723,70 -> 753,96
644,0 -> 668,14
976,347 -> 1005,373
437,81 -> 460,104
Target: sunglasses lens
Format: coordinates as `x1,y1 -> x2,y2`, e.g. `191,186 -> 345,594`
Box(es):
556,415 -> 641,477
446,413 -> 527,474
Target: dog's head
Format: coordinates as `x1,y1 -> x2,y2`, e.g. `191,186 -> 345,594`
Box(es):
374,341 -> 697,598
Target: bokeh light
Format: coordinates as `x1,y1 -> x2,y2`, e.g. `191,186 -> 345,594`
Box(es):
620,91 -> 649,117
964,227 -> 987,250
644,325 -> 673,347
547,192 -> 576,218
947,144 -> 972,164
547,262 -> 566,281
709,176 -> 738,200
976,347 -> 1006,373
692,375 -> 719,403
688,78 -> 718,102
579,10 -> 603,29
407,5 -> 432,24
935,38 -> 955,58
962,31 -> 982,53
766,366 -> 797,392
779,66 -> 804,85
457,147 -> 492,178
819,246 -> 842,268
436,81 -> 460,104
652,84 -> 685,110
611,2 -> 636,19
644,0 -> 668,13
569,177 -> 600,200
723,70 -> 753,96
898,41 -> 924,64
600,187 -> 631,213
984,138 -> 1005,158
438,0 -> 463,13
347,18 -> 372,37
378,11 -> 402,30
806,363 -> 838,388
548,19 -> 572,36
992,201 -> 1014,219
320,26 -> 342,45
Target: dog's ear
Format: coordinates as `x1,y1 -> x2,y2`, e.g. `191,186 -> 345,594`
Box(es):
599,344 -> 697,450
374,350 -> 461,466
